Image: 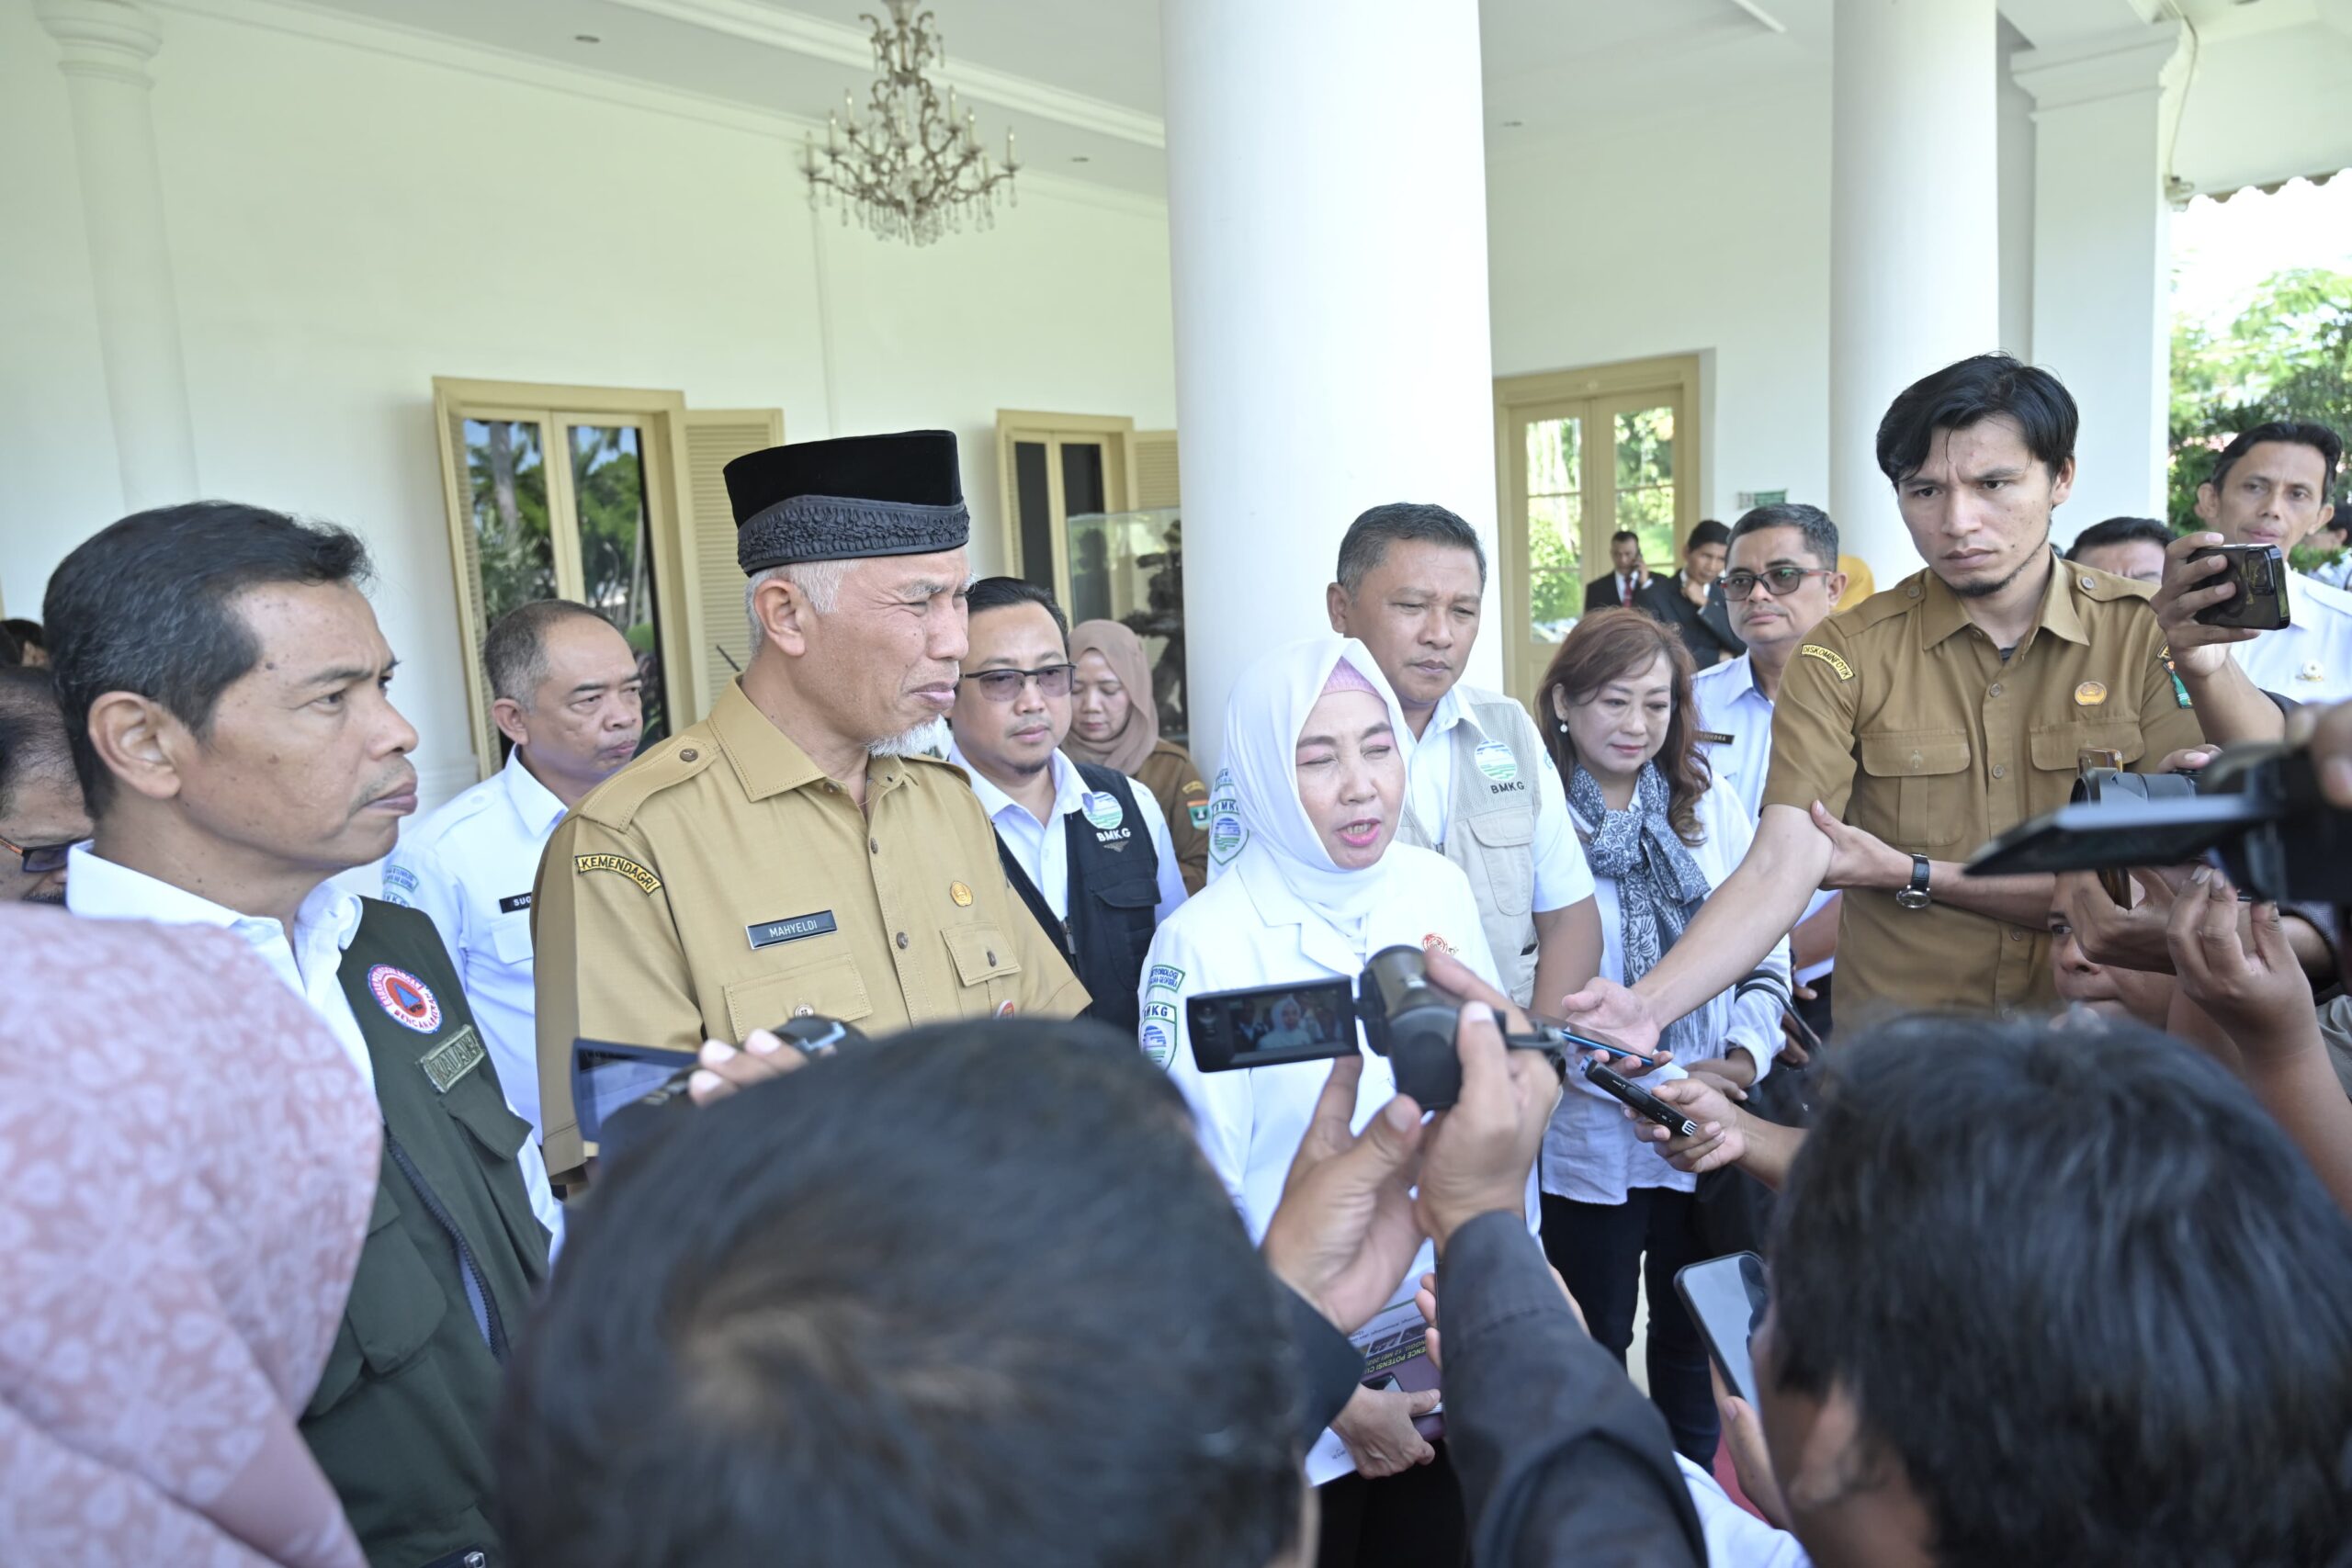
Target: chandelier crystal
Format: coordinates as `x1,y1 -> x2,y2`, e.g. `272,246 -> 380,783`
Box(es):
799,1 -> 1020,246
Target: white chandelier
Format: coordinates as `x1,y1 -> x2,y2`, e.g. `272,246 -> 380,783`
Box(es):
799,1 -> 1020,246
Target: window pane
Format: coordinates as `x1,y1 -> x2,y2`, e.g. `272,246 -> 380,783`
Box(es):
568,424 -> 667,747
1013,441 -> 1053,592
1065,507 -> 1190,742
1061,442 -> 1108,518
1525,415 -> 1582,642
1613,406 -> 1677,566
462,419 -> 556,626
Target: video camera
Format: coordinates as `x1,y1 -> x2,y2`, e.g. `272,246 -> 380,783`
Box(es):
1968,740 -> 2350,905
1184,944 -> 1587,1110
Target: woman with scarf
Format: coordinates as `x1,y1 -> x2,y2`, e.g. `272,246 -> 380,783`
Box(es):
1534,609 -> 1791,1469
1067,619 -> 1211,892
1145,636 -> 1533,1567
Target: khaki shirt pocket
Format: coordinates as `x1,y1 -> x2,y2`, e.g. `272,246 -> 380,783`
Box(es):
724,959 -> 876,1040
1857,728 -> 1973,850
2027,720 -> 2149,816
944,921 -> 1023,1011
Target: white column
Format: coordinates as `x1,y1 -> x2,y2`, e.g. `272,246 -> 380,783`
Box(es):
1829,0 -> 2002,580
36,0 -> 199,513
2015,21 -> 2186,536
1161,0 -> 1498,771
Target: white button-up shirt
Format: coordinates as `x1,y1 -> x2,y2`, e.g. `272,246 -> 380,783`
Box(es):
1691,652 -> 1837,983
66,846 -> 565,1251
2233,569 -> 2352,704
381,749 -> 567,1135
946,745 -> 1187,925
1544,781 -> 1791,1205
1408,684 -> 1597,913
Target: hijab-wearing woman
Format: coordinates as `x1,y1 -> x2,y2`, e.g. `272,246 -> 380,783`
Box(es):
1066,619 -> 1211,892
1145,636 -> 1533,1566
1,910 -> 379,1567
1534,608 -> 1790,1469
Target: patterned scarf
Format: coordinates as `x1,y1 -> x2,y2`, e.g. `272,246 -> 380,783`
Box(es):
1567,761 -> 1715,1063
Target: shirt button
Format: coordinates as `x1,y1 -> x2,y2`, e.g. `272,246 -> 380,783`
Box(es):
1991,763 -> 2007,779
2078,575 -> 2096,592
870,838 -> 880,855
679,748 -> 697,762
824,783 -> 838,793
792,1003 -> 814,1017
986,949 -> 998,965
2007,929 -> 2024,942
895,931 -> 909,950
1988,682 -> 2003,698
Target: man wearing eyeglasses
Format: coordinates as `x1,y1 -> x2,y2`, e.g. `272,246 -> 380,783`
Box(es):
0,669 -> 89,905
1691,503 -> 1849,1037
945,578 -> 1184,1035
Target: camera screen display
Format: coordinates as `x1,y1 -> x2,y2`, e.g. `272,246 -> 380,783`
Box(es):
1185,980 -> 1358,1072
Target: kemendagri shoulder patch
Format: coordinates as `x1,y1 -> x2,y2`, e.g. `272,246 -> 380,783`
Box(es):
1798,644 -> 1855,681
575,852 -> 662,894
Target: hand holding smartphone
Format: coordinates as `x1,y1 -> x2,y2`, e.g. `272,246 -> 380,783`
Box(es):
1675,1251 -> 1770,1403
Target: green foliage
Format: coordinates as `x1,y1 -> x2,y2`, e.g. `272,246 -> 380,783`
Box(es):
2168,267 -> 2352,545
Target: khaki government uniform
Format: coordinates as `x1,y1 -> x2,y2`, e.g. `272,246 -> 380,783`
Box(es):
1760,557 -> 2207,1021
533,680 -> 1089,1174
1131,739 -> 1210,894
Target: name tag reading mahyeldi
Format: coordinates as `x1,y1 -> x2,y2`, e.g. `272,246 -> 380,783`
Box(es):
749,910 -> 839,950
420,1024 -> 488,1095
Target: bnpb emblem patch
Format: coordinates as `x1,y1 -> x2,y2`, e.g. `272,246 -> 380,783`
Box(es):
368,964 -> 443,1033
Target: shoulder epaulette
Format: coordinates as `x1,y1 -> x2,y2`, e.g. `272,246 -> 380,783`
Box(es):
574,733 -> 721,829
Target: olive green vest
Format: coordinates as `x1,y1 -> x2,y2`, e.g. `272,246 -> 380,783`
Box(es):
303,898 -> 550,1568
1396,689 -> 1544,1007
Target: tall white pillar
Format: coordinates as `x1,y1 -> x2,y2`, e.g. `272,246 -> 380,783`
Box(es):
1161,0 -> 1498,771
1829,0 -> 2002,580
37,0 -> 199,513
2015,21 -> 2185,536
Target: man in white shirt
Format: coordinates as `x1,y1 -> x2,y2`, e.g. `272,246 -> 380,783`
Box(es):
44,501 -> 558,1568
946,577 -> 1184,1035
1691,502 -> 1849,1040
2194,421 -> 2352,703
384,600 -> 643,1137
1322,502 -> 1601,1010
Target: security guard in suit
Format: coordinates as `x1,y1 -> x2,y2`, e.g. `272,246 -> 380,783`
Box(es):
533,431 -> 1087,1177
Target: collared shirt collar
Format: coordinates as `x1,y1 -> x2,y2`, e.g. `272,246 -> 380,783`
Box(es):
64,844 -> 365,958
1420,684 -> 1489,745
946,742 -> 1082,830
1707,651 -> 1765,707
707,677 -> 899,801
1916,548 -> 2087,650
499,746 -> 570,837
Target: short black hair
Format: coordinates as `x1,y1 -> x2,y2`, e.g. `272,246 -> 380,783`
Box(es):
2,619 -> 40,654
1685,519 -> 1731,552
0,670 -> 75,819
2064,515 -> 2172,562
0,625 -> 17,668
1875,353 -> 2077,488
1609,529 -> 1640,548
964,576 -> 1069,644
1770,1016 -> 2352,1563
1726,503 -> 1838,570
1335,502 -> 1487,593
498,1022 -> 1304,1568
482,600 -> 613,705
2205,420 -> 2343,499
44,502 -> 372,813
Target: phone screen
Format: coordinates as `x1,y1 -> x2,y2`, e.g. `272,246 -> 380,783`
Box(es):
1675,1252 -> 1770,1403
1185,980 -> 1357,1072
571,1040 -> 693,1143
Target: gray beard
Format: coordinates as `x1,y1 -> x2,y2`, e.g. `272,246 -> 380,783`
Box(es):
870,717 -> 952,760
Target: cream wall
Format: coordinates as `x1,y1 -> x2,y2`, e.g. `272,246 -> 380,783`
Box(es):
0,0 -> 1177,807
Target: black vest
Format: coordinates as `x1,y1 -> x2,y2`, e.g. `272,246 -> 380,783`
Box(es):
305,898 -> 550,1568
996,762 -> 1161,1032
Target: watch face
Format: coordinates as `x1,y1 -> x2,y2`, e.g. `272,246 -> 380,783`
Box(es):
1895,889 -> 1929,909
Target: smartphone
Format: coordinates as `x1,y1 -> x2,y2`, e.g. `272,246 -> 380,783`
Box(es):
570,1039 -> 695,1145
1549,1023 -> 1657,1067
1674,1252 -> 1770,1403
1780,1007 -> 1826,1061
2189,543 -> 2290,630
1580,1058 -> 1699,1137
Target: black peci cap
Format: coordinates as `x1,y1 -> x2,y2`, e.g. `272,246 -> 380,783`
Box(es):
725,430 -> 971,575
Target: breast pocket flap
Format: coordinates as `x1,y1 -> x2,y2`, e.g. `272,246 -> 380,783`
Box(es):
2029,722 -> 2147,772
724,960 -> 875,1040
1858,730 -> 1972,778
944,922 -> 1023,987
1464,806 -> 1535,848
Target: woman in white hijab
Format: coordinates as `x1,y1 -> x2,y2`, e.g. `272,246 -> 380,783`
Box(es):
1142,636 -> 1526,1543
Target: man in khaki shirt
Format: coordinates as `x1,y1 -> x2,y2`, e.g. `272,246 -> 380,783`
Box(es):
1561,354 -> 2208,1052
534,430 -> 1087,1175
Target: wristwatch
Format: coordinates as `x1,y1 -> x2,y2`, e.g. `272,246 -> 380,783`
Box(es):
1894,853 -> 1932,910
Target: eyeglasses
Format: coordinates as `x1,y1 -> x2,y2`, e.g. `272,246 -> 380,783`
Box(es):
959,663 -> 1076,703
0,830 -> 74,876
1721,566 -> 1838,601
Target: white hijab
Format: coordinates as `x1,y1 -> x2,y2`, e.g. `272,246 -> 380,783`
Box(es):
1222,636 -> 1415,954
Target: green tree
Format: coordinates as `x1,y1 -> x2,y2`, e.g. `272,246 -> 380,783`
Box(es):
2169,267 -> 2352,569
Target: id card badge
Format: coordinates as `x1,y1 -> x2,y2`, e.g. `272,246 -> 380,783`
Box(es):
571,1038 -> 693,1145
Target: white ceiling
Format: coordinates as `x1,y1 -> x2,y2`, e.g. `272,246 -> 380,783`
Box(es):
252,0 -> 2349,198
